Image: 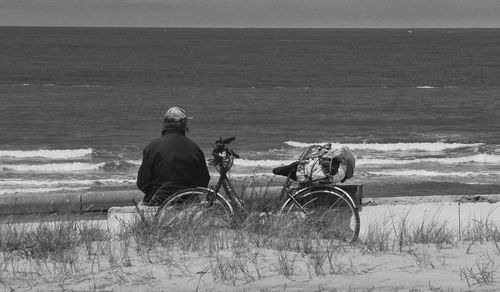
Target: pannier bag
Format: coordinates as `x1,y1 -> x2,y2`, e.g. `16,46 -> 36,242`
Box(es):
296,144 -> 355,184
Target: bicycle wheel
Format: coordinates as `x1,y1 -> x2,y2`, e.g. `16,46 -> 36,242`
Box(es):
280,188 -> 360,242
155,187 -> 234,228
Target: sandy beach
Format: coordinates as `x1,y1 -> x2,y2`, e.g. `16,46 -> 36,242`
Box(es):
3,230 -> 500,291
5,240 -> 500,291
3,194 -> 500,291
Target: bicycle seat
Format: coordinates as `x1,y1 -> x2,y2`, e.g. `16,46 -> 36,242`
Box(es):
272,161 -> 299,181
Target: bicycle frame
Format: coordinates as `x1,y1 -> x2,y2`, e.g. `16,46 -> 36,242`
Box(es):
207,137 -> 244,210
209,167 -> 244,210
277,171 -> 311,213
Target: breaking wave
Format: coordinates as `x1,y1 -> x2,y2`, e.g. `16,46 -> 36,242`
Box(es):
358,154 -> 500,165
102,160 -> 138,171
368,170 -> 500,177
0,178 -> 136,187
0,159 -> 142,173
0,187 -> 90,195
233,154 -> 500,169
1,162 -> 106,172
0,177 -> 136,195
0,148 -> 93,160
234,159 -> 296,168
284,141 -> 484,152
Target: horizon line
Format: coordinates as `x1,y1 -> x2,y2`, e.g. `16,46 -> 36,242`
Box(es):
1,25 -> 499,30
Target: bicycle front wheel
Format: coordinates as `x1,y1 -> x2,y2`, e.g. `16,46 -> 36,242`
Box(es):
280,189 -> 360,242
155,187 -> 234,228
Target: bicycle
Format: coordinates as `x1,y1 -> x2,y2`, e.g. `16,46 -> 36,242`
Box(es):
155,137 -> 361,242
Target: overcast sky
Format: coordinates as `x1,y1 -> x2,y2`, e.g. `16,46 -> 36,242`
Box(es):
1,0 -> 499,28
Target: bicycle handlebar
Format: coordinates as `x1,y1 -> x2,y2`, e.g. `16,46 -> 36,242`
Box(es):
210,136 -> 239,172
229,149 -> 240,159
216,136 -> 236,146
213,137 -> 240,159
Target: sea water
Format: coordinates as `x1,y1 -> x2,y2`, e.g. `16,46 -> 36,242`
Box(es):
1,27 -> 499,198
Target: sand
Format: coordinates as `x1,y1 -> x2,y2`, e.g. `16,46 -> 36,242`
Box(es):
3,195 -> 500,291
3,240 -> 500,291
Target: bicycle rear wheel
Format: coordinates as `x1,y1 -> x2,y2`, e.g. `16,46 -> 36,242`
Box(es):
280,189 -> 360,242
155,187 -> 234,228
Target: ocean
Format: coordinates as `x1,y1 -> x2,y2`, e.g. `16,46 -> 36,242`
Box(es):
1,27 -> 499,198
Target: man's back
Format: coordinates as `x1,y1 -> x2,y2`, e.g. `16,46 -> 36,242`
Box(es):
137,129 -> 210,205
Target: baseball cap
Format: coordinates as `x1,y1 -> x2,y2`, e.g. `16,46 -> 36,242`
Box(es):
164,107 -> 193,121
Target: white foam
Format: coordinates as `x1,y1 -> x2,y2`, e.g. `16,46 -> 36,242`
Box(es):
127,160 -> 142,165
0,187 -> 89,195
284,141 -> 483,152
358,154 -> 500,165
231,153 -> 500,169
71,84 -> 104,88
368,170 -> 500,177
0,148 -> 93,160
233,159 -> 296,168
0,178 -> 136,187
228,173 -> 274,178
1,162 -> 105,173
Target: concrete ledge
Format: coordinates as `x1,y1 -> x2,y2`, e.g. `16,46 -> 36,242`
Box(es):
359,201 -> 500,239
81,191 -> 143,212
359,194 -> 500,238
0,185 -> 361,215
0,190 -> 143,215
0,192 -> 81,214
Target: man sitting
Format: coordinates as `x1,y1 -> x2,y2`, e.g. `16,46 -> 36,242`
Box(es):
136,107 -> 210,206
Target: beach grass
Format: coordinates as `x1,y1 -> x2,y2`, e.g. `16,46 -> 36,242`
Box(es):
1,196 -> 500,291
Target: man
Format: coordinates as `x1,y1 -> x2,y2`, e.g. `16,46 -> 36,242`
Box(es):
136,107 -> 210,206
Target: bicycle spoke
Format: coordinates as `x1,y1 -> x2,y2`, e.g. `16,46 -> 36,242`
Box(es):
316,196 -> 345,222
280,189 -> 360,242
156,188 -> 233,228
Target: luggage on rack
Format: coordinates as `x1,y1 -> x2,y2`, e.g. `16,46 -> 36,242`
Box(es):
296,144 -> 355,184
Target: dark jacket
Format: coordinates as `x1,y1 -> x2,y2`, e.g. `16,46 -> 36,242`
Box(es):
136,129 -> 210,205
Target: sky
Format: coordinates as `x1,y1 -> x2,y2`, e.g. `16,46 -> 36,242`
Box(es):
0,0 -> 499,28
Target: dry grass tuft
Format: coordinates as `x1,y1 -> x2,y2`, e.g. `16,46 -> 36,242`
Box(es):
2,191 -> 500,290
